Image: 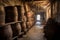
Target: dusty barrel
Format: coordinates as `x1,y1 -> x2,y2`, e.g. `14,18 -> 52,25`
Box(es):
13,6 -> 18,22
0,6 -> 5,25
16,23 -> 21,35
22,16 -> 27,32
4,6 -> 21,38
16,6 -> 26,32
20,15 -> 27,32
14,6 -> 21,35
9,6 -> 21,37
0,25 -> 13,40
0,6 -> 13,40
21,21 -> 27,32
11,23 -> 21,37
27,15 -> 35,29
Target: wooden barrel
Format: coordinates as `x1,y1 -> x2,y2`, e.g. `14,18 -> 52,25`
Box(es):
4,6 -> 22,39
16,5 -> 27,32
20,16 -> 27,32
0,6 -> 13,40
16,6 -> 22,21
27,22 -> 30,29
0,25 -> 13,40
20,22 -> 26,32
16,23 -> 21,35
13,6 -> 18,22
11,23 -> 21,37
0,6 -> 5,25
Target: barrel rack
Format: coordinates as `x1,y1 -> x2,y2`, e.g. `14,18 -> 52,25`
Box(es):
0,5 -> 33,40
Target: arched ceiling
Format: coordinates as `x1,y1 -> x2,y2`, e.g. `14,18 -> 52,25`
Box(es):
26,0 -> 50,13
0,0 -> 50,7
28,0 -> 50,9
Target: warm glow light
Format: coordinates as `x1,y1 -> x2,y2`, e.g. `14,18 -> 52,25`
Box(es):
37,15 -> 41,20
36,15 -> 41,25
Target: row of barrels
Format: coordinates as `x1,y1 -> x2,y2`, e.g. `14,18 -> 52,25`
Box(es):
0,22 -> 29,40
0,5 -> 35,40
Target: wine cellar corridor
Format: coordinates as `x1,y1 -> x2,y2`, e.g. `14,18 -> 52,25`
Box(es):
0,0 -> 60,40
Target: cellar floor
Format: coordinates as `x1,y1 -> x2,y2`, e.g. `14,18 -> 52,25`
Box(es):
18,25 -> 46,40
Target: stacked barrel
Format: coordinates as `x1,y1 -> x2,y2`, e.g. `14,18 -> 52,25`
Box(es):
0,2 -> 35,40
25,4 -> 35,29
0,5 -> 28,40
0,6 -> 13,40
